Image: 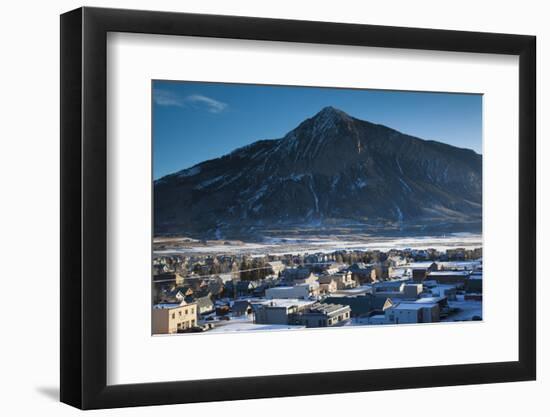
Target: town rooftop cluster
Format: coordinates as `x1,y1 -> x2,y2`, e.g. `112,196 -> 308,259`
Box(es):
152,246 -> 483,334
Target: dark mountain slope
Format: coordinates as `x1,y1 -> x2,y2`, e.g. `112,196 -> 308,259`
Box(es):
154,106 -> 482,237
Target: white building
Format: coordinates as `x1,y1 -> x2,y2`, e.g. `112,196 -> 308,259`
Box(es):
265,282 -> 319,299
320,271 -> 356,290
384,301 -> 440,324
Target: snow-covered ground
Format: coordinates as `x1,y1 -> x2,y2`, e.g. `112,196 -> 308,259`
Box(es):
443,296 -> 482,322
197,293 -> 482,334
154,233 -> 482,257
207,319 -> 305,333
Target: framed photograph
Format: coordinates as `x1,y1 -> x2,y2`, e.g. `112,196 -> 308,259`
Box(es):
60,6 -> 536,410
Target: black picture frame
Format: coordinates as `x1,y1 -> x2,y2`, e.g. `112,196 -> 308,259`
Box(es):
60,6 -> 536,410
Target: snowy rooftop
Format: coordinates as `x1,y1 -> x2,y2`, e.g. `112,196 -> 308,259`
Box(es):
393,302 -> 437,311
228,297 -> 265,306
307,303 -> 349,314
423,281 -> 461,290
331,285 -> 372,296
270,283 -> 313,290
438,261 -> 481,269
415,296 -> 446,304
428,271 -> 470,276
153,303 -> 181,310
405,262 -> 436,269
254,298 -> 316,309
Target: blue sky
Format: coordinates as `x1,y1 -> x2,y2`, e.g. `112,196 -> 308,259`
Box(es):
153,80 -> 482,180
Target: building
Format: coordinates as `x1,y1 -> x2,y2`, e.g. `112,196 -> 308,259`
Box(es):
348,263 -> 374,284
465,293 -> 482,301
152,302 -> 198,334
265,282 -> 319,299
184,277 -> 209,291
372,282 -> 422,301
206,276 -> 224,298
153,263 -> 170,275
319,278 -> 338,295
427,270 -> 470,285
373,280 -> 407,292
252,279 -> 277,297
446,248 -> 466,260
437,261 -> 482,271
296,303 -> 351,328
370,265 -> 389,281
153,272 -> 185,287
267,261 -> 286,276
152,284 -> 161,304
319,271 -> 356,290
402,283 -> 423,299
293,272 -> 319,286
282,267 -> 312,282
304,253 -> 328,265
158,285 -> 194,304
323,294 -> 391,317
224,280 -> 259,297
465,272 -> 483,293
384,301 -> 439,324
387,255 -> 407,267
195,296 -> 215,315
415,296 -> 449,316
423,282 -> 458,300
323,263 -> 346,275
215,304 -> 231,316
405,262 -> 437,282
388,266 -> 408,279
232,300 -> 254,316
331,285 -> 372,297
253,299 -> 314,325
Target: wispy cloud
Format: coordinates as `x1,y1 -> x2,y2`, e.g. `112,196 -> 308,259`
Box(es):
185,94 -> 228,113
153,89 -> 228,113
153,89 -> 185,107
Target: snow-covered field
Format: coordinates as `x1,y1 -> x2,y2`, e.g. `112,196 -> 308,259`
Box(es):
444,297 -> 483,322
154,232 -> 482,257
208,321 -> 306,333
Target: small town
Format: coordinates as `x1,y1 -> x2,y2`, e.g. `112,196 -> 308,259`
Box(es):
152,245 -> 483,335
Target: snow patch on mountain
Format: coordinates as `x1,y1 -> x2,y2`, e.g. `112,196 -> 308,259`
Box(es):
308,178 -> 319,213
177,165 -> 201,178
395,157 -> 404,175
399,178 -> 412,193
194,175 -> 225,190
355,178 -> 368,189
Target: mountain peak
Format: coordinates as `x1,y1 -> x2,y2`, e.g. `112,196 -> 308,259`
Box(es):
304,106 -> 353,135
314,106 -> 350,120
308,106 -> 355,136
277,106 -> 355,158
155,106 -> 482,237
